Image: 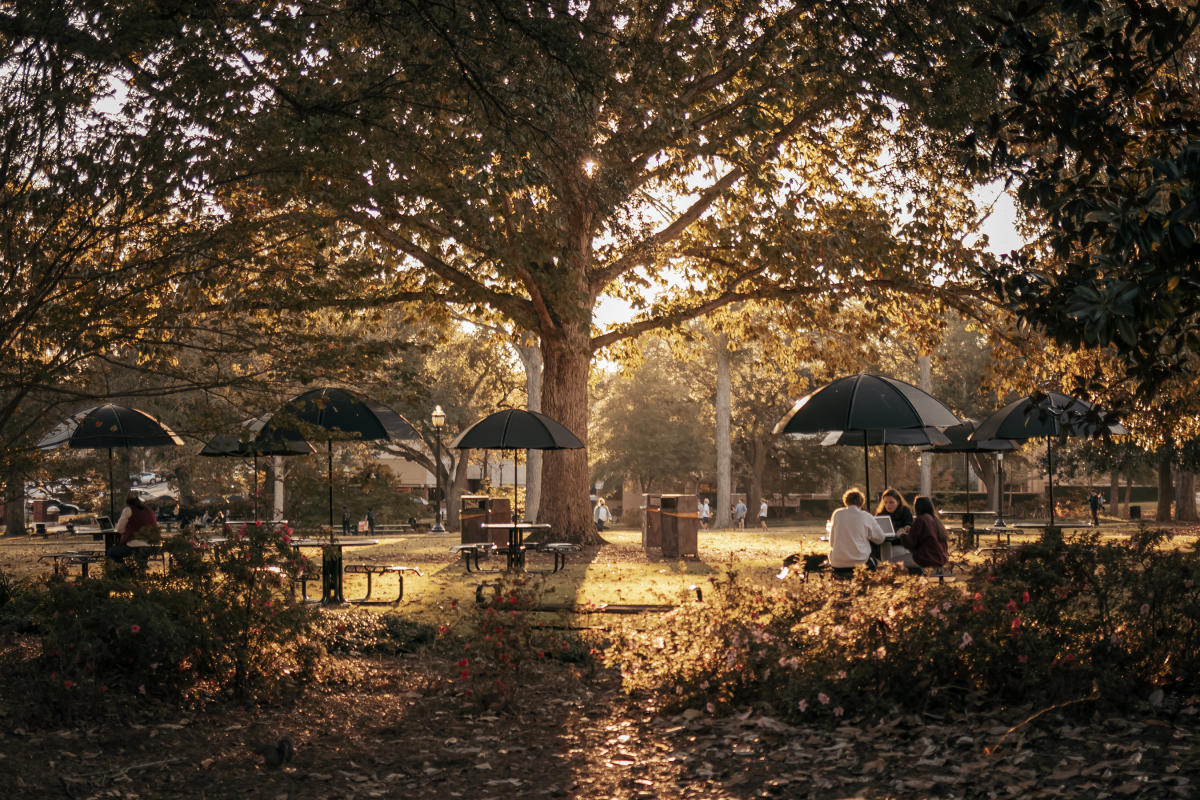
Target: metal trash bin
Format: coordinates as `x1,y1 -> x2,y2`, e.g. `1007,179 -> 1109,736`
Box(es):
641,494 -> 662,549
1130,505 -> 1141,520
660,494 -> 698,558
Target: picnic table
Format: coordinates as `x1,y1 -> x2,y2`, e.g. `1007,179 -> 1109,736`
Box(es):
38,550 -> 105,578
289,538 -> 379,605
479,522 -> 552,571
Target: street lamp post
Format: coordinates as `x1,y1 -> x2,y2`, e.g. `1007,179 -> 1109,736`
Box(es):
431,405 -> 446,533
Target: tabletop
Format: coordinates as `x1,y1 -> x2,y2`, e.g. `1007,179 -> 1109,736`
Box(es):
290,538 -> 379,548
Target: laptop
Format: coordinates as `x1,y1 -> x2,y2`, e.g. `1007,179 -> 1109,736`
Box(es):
874,515 -> 896,536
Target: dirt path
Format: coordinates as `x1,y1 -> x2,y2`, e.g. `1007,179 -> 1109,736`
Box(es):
1,649 -> 1196,800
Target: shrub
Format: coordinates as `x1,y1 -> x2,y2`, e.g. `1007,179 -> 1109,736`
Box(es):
614,533 -> 1200,722
315,609 -> 437,655
437,577 -> 595,710
14,522 -> 319,720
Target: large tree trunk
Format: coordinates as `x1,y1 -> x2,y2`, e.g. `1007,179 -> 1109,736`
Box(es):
1176,470 -> 1197,522
540,327 -> 602,544
445,452 -> 470,531
970,453 -> 997,511
1156,453 -> 1173,521
715,334 -> 732,529
747,433 -> 768,527
514,338 -> 544,522
3,461 -> 25,536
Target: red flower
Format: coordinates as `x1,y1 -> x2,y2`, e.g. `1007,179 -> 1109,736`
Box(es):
1021,591 -> 1031,604
457,658 -> 468,667
1011,617 -> 1022,631
460,670 -> 470,681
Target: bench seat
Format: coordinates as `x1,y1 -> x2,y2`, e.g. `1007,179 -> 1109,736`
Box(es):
343,563 -> 422,604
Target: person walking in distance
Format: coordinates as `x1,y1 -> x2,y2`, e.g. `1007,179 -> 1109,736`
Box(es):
593,497 -> 611,531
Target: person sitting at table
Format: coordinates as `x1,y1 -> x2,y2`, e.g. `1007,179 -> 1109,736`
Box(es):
893,495 -> 950,572
828,488 -> 886,571
108,494 -> 158,563
875,488 -> 914,535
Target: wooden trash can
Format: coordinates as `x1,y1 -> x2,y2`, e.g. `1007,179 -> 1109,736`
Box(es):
461,495 -> 513,545
641,494 -> 662,549
485,497 -> 512,546
660,494 -> 699,558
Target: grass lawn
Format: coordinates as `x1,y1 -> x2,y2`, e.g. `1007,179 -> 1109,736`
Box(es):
0,516 -> 1154,622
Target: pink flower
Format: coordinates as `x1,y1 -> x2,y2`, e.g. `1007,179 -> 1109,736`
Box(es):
833,706 -> 844,717
960,632 -> 973,649
1011,617 -> 1022,631
817,692 -> 830,705
797,699 -> 808,712
130,624 -> 141,634
1005,599 -> 1018,613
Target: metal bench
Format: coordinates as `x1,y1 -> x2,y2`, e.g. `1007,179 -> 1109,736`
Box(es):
533,543 -> 580,573
450,543 -> 497,572
342,563 -> 421,604
38,551 -> 105,578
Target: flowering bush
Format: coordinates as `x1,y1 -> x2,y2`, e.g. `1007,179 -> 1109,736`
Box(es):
15,522 -> 319,720
437,577 -> 594,710
615,532 -> 1200,722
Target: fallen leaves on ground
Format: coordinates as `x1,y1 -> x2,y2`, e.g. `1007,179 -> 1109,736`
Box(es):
0,649 -> 1196,800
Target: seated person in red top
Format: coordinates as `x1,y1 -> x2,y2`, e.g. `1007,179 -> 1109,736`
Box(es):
893,495 -> 949,571
108,494 -> 157,563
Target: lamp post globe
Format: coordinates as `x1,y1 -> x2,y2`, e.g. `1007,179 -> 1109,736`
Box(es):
431,405 -> 446,532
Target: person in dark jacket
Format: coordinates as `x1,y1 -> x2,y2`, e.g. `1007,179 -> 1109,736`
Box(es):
108,495 -> 157,563
895,495 -> 949,570
875,488 -> 914,534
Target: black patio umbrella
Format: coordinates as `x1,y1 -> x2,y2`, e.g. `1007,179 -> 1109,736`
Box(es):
200,420 -> 314,521
970,392 -> 1125,526
919,420 -> 1017,519
820,427 -> 951,496
254,388 -> 418,530
774,374 -> 962,503
451,409 -> 584,520
37,404 -> 184,519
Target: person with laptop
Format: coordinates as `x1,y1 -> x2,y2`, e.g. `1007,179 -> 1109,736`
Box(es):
892,496 -> 950,572
827,488 -> 886,570
873,488 -> 913,561
875,488 -> 913,535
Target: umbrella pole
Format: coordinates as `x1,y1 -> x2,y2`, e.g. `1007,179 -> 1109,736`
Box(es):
512,450 -> 519,523
882,444 -> 889,492
965,452 -> 970,515
863,442 -> 871,505
108,448 -> 115,520
327,439 -> 334,536
1047,436 -> 1056,527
